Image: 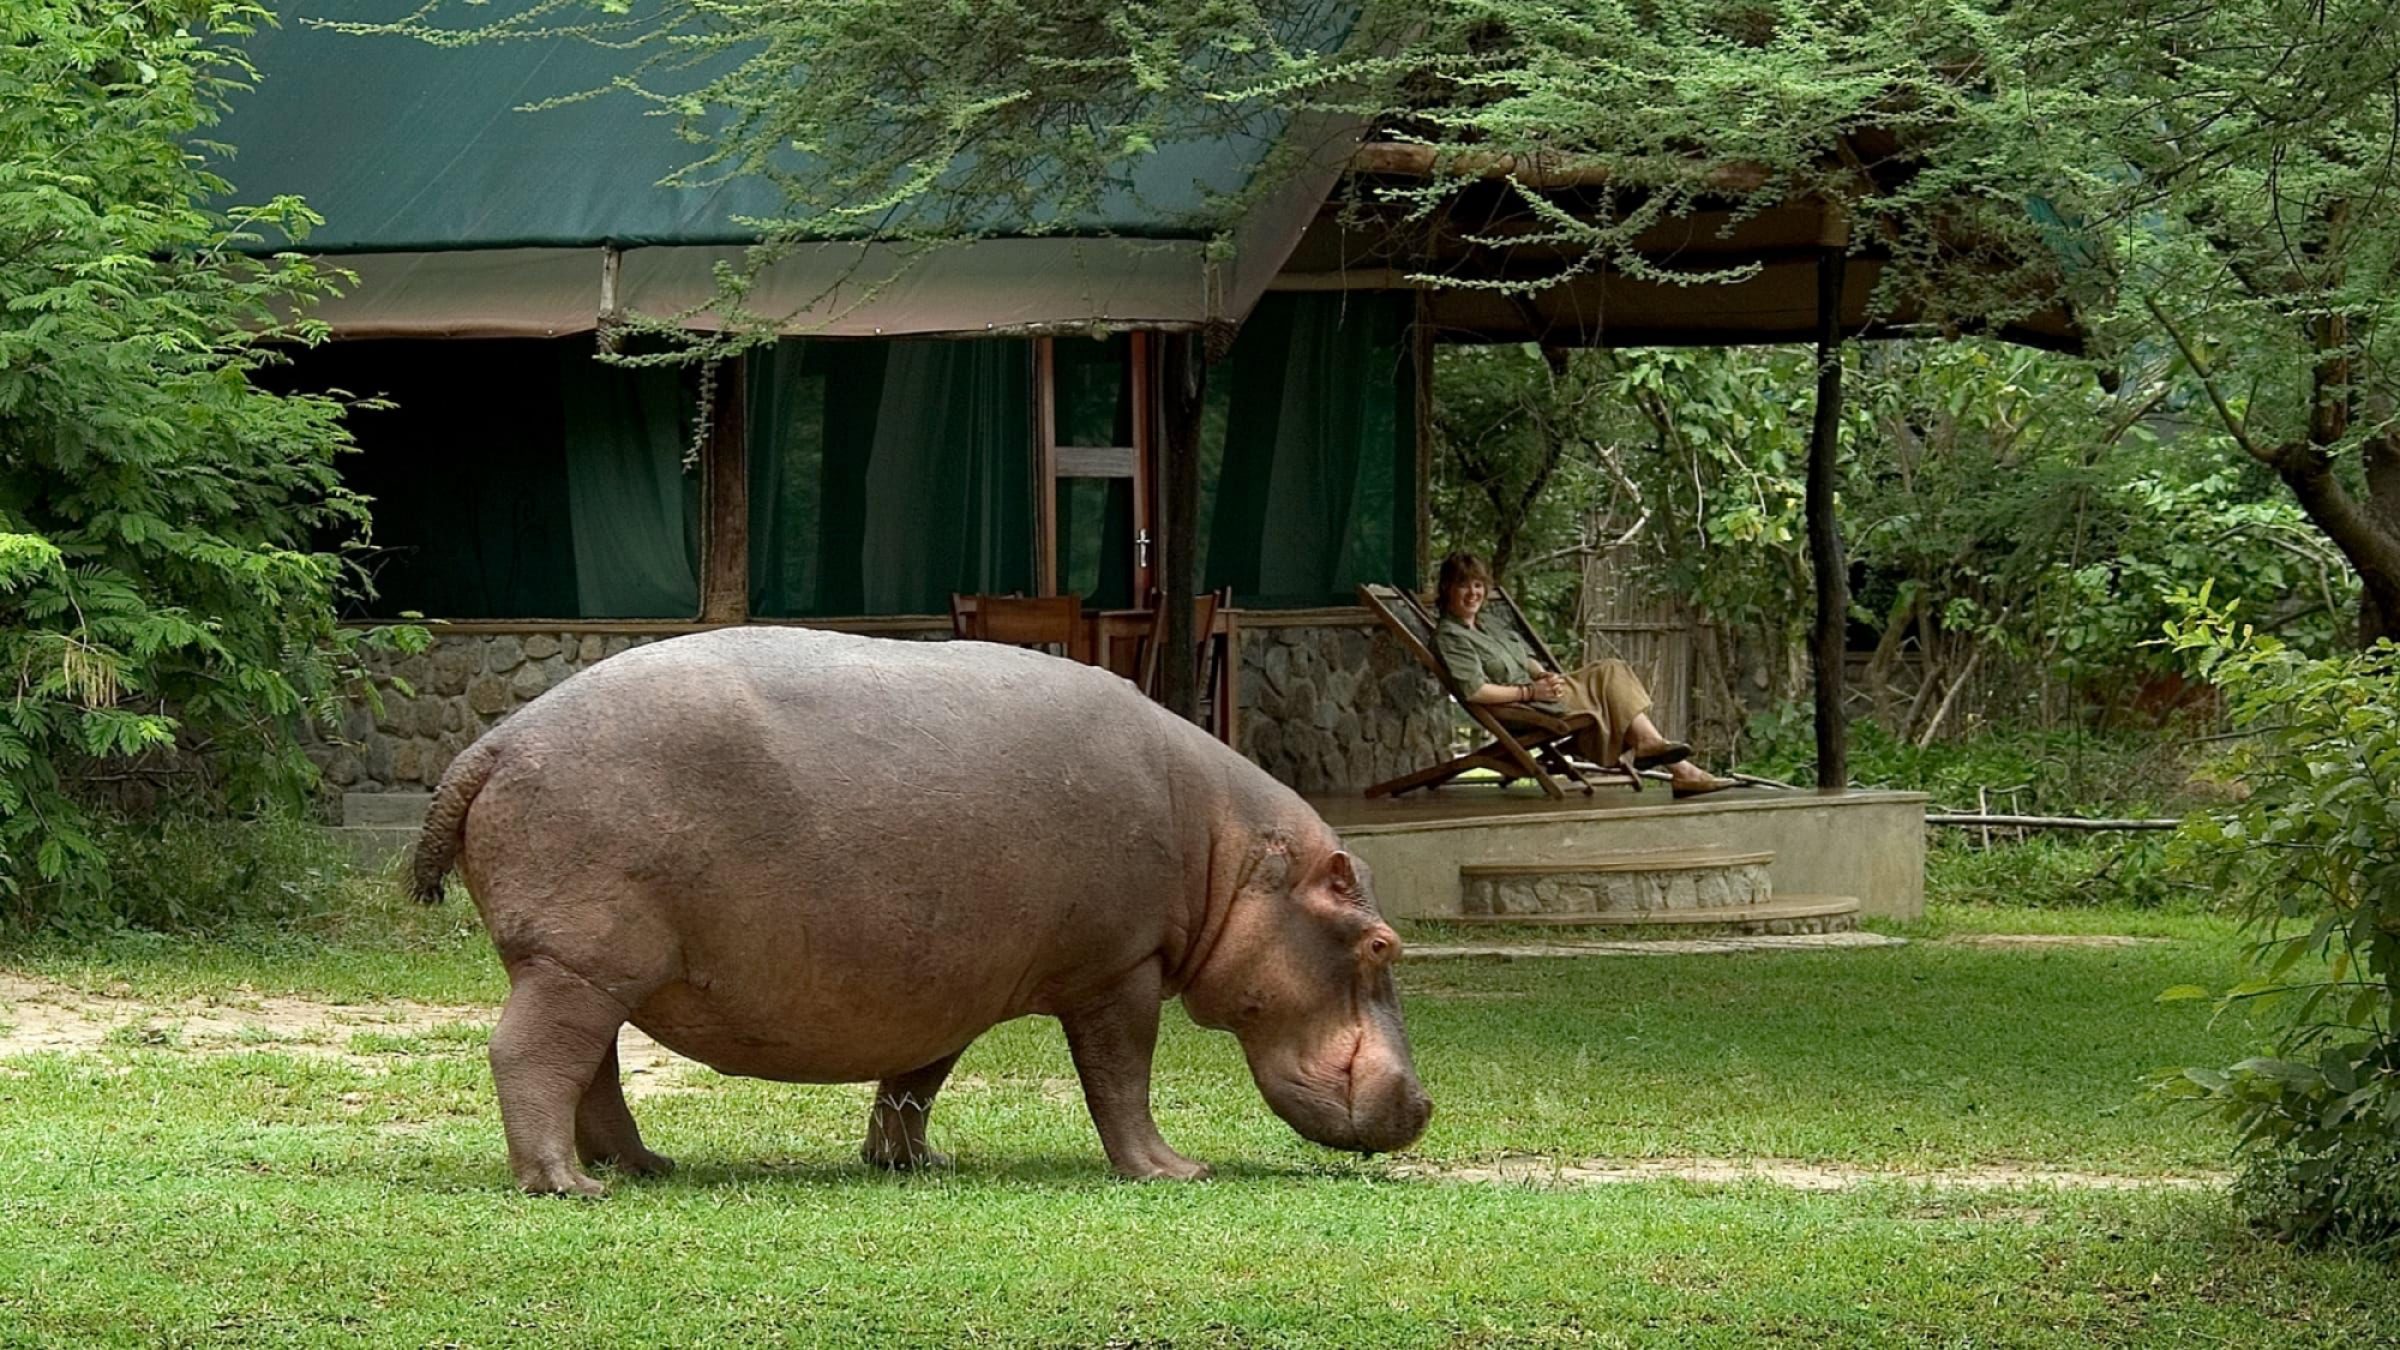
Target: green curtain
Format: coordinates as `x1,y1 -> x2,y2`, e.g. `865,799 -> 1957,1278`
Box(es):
557,349 -> 700,619
293,339 -> 699,620
749,338 -> 1035,616
1202,292 -> 1418,607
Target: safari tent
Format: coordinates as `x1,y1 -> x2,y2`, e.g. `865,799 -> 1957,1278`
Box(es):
224,4 -> 2073,842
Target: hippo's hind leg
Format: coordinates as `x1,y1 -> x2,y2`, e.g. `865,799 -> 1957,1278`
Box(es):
1060,959 -> 1210,1181
863,1049 -> 963,1171
575,1040 -> 675,1179
489,957 -> 643,1197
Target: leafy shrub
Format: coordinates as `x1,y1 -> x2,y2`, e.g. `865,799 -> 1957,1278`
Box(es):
0,3 -> 418,924
65,805 -> 359,936
1927,834 -> 2183,911
2161,595 -> 2400,1252
1741,714 -> 2203,816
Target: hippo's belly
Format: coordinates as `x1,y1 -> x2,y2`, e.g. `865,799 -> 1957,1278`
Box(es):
628,976 -> 999,1084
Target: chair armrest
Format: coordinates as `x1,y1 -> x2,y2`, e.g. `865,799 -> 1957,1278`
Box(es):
1489,705 -> 1596,737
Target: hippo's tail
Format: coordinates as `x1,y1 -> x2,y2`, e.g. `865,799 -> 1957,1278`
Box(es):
409,739 -> 500,904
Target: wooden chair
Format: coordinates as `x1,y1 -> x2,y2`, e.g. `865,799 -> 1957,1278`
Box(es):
1356,582 -> 1633,800
1483,586 -> 1650,792
950,593 -> 1087,663
1136,586 -> 1232,718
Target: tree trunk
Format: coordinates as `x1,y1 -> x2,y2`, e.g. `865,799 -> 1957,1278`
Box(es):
1807,250 -> 1849,789
2269,440 -> 2400,647
698,356 -> 749,625
1862,587 -> 1919,728
1157,331 -> 1208,724
2361,434 -> 2400,645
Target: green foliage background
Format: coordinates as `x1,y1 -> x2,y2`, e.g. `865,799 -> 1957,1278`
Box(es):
1431,339 -> 2348,763
2163,599 -> 2400,1252
0,1 -> 404,927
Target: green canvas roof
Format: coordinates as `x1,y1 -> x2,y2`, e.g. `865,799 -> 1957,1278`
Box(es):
213,1 -> 1361,337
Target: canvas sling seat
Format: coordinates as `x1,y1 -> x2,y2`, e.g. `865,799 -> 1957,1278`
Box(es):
1356,583 -> 1639,801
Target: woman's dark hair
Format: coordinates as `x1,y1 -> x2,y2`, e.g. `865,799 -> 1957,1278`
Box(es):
1435,552 -> 1492,613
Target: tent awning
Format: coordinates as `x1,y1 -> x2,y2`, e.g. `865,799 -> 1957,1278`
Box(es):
216,2 -> 1358,338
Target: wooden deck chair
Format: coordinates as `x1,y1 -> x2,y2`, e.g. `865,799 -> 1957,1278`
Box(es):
1355,582 -> 1628,800
1480,586 -> 1649,792
950,593 -> 1088,663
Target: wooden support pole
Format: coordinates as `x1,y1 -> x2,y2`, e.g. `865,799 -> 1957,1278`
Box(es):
1157,332 -> 1208,724
1807,250 -> 1848,790
699,355 -> 750,625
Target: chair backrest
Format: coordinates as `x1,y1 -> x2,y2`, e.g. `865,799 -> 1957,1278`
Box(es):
1138,587 -> 1230,701
1480,586 -> 1570,676
1359,580 -> 1573,738
952,593 -> 1083,656
1357,583 -> 1474,705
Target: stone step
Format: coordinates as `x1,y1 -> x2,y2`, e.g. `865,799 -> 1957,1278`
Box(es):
1459,849 -> 1776,876
1441,895 -> 1862,939
1459,849 -> 1776,918
343,791 -> 432,828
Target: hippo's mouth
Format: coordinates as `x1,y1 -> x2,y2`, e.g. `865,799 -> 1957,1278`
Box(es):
1261,1024 -> 1376,1151
1336,1022 -> 1367,1126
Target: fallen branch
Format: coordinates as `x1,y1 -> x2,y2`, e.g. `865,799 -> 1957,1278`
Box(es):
1924,813 -> 2178,832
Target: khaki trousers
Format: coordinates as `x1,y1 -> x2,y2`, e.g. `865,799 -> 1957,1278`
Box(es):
1501,658 -> 1653,763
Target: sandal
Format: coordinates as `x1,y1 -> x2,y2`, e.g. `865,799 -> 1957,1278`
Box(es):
1632,740 -> 1692,770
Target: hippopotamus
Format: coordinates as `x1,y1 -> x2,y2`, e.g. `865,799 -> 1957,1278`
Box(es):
408,626 -> 1431,1194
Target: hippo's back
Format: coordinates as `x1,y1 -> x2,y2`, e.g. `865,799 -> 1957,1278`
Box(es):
453,628 -> 1212,1082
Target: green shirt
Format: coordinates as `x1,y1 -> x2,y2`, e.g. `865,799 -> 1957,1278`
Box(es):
1434,614 -> 1541,695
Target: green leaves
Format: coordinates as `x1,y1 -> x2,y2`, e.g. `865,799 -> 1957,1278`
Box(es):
2165,596 -> 2400,1248
0,3 -> 392,926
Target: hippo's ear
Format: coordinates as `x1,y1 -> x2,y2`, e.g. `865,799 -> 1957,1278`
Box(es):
1301,849 -> 1372,907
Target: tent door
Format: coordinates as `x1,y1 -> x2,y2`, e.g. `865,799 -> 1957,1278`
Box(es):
1034,333 -> 1154,609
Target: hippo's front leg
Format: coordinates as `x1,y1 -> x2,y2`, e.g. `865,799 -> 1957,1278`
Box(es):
1059,959 -> 1211,1181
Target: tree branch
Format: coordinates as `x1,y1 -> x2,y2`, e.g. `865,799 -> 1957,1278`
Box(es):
2143,295 -> 2270,464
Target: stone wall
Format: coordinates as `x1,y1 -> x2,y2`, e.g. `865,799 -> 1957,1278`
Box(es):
1234,622 -> 1455,795
322,619 -> 1458,799
309,632 -> 662,795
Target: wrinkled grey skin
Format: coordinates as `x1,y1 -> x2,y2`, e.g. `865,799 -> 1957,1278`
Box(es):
411,627 -> 1431,1195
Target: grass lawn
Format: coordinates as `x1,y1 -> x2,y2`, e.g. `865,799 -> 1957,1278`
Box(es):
1,891 -> 2393,1345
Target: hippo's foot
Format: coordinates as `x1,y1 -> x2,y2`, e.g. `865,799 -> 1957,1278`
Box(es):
516,1161 -> 608,1198
862,1141 -> 954,1172
589,1145 -> 677,1179
1109,1146 -> 1212,1182
493,959 -> 651,1202
1061,964 -> 1214,1183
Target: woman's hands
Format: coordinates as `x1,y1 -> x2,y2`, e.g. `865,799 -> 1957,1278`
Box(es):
1469,671 -> 1568,705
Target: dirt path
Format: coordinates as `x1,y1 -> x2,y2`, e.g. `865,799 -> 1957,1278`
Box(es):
1940,934 -> 2172,949
0,972 -> 694,1096
1394,1153 -> 2224,1191
1409,931 -> 1907,960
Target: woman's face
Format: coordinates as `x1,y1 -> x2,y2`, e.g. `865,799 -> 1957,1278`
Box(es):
1445,575 -> 1487,624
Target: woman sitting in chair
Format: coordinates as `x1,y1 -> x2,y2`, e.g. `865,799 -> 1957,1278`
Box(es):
1431,551 -> 1735,799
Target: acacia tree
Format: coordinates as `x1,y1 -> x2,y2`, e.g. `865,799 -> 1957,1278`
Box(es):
375,0 -> 2069,338
0,1 -> 387,923
2026,1 -> 2400,644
